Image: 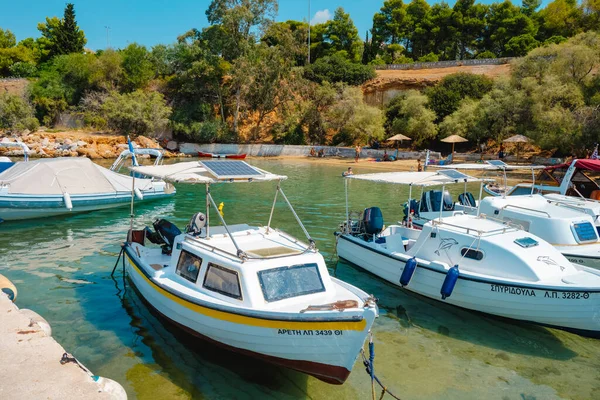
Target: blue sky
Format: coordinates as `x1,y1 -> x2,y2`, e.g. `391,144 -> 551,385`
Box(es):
1,0 -> 530,51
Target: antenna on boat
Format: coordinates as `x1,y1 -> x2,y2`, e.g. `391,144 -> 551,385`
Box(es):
129,173 -> 135,233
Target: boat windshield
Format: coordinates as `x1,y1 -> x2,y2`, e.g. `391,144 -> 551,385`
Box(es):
258,263 -> 325,302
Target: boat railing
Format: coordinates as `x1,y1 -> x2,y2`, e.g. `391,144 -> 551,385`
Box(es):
500,204 -> 552,218
548,200 -> 594,214
184,229 -> 313,263
431,218 -> 517,237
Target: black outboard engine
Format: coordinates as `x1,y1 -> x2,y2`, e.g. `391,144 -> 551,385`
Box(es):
186,212 -> 206,236
403,199 -> 420,221
145,219 -> 182,254
363,207 -> 384,235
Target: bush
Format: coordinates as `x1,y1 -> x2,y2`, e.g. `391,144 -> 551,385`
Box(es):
425,73 -> 493,122
0,92 -> 39,132
304,54 -> 376,86
98,90 -> 171,136
172,120 -> 231,143
417,53 -> 439,62
476,51 -> 497,59
9,61 -> 37,77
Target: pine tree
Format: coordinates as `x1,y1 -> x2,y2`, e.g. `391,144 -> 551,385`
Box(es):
55,3 -> 86,55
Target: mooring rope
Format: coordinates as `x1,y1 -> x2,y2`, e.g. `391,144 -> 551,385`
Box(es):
361,344 -> 402,400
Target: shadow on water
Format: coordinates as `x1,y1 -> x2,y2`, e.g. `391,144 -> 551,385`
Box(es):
334,259 -> 577,361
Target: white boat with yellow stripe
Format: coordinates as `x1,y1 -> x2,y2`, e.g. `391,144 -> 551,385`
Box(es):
121,160 -> 378,384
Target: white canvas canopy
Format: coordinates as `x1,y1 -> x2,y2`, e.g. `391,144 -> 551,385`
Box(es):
346,170 -> 483,187
0,157 -> 154,195
130,161 -> 287,184
435,163 -> 544,171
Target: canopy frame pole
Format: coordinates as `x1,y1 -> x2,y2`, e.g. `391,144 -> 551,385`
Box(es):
531,167 -> 535,196
266,181 -> 280,233
129,174 -> 135,232
205,183 -> 210,238
207,191 -> 246,260
278,187 -> 315,248
477,181 -> 484,216
345,178 -> 350,233
502,168 -> 508,199
439,184 -> 445,221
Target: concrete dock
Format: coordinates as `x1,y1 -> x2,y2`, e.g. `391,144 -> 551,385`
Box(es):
0,291 -> 120,399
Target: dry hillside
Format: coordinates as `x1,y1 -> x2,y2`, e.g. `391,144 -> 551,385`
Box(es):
362,64 -> 511,106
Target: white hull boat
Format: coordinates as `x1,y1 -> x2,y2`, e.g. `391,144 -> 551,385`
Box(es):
0,157 -> 174,222
120,160 -> 378,384
338,170 -> 600,336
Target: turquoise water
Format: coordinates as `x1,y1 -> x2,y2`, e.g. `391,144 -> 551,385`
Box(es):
1,158 -> 599,400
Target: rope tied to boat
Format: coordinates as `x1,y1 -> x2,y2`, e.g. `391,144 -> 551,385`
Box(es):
360,339 -> 402,400
60,352 -> 89,373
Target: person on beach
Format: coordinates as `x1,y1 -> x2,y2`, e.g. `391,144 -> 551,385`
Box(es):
498,144 -> 505,160
417,159 -> 422,172
343,167 -> 353,176
355,145 -> 361,163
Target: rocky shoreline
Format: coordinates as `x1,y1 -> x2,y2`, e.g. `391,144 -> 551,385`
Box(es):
0,130 -> 184,159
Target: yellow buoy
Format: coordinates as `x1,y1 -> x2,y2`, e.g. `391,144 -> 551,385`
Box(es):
218,202 -> 224,217
0,274 -> 17,302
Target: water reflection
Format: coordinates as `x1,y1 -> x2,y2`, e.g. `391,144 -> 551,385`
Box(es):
0,159 -> 598,399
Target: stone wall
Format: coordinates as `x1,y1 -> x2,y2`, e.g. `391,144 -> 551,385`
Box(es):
375,57 -> 514,71
180,143 -> 441,160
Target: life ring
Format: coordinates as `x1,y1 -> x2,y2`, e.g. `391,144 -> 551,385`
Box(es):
0,274 -> 17,302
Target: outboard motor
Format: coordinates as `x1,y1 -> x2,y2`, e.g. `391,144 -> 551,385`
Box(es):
186,212 -> 206,236
403,200 -> 420,221
363,207 -> 384,235
145,219 -> 182,254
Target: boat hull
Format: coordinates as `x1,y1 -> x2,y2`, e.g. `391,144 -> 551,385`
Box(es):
337,234 -> 600,336
197,151 -> 247,159
123,245 -> 375,384
0,190 -> 173,221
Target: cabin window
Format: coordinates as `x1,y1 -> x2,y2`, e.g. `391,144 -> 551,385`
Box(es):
176,250 -> 202,283
203,263 -> 242,300
460,248 -> 484,261
258,263 -> 325,302
571,222 -> 598,243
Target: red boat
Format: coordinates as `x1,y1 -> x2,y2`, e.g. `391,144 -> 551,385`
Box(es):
198,151 -> 247,159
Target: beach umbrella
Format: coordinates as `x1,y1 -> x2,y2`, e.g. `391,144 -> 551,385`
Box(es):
441,134 -> 468,155
503,134 -> 530,164
386,134 -> 412,152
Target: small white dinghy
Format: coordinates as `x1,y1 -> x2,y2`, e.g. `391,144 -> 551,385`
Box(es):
121,160 -> 378,384
336,170 -> 600,337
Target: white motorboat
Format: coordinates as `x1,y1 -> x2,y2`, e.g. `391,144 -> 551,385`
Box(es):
336,170 -> 600,336
120,160 -> 378,384
0,152 -> 174,222
430,163 -> 600,269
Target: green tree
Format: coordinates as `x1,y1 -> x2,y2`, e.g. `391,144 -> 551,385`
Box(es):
304,54 -> 376,85
425,72 -> 493,121
328,86 -> 385,145
324,7 -> 363,61
56,3 -> 86,55
385,90 -> 437,146
37,4 -> 86,59
121,43 -> 155,91
0,28 -> 16,48
522,0 -> 542,16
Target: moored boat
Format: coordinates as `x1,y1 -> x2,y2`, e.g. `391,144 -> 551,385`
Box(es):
198,151 -> 246,159
0,154 -> 175,222
121,160 -> 378,384
336,170 -> 600,336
